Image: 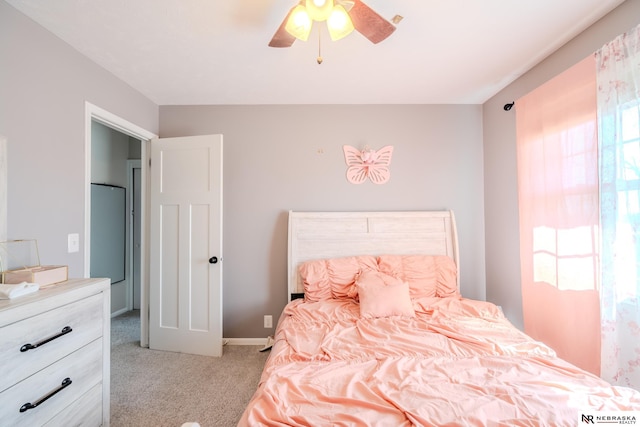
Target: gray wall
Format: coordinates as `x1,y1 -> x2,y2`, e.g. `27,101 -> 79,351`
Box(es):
0,1 -> 158,278
482,0 -> 640,330
160,105 -> 486,338
91,122 -> 132,187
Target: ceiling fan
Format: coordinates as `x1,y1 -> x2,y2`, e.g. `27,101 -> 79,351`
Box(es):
269,0 -> 396,48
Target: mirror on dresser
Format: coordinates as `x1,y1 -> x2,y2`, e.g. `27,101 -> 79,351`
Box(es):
0,135 -> 6,242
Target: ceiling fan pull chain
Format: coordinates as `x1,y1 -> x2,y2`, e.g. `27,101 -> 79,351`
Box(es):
317,26 -> 323,64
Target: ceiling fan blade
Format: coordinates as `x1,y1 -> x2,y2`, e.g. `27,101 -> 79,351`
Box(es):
268,4 -> 298,47
348,0 -> 395,44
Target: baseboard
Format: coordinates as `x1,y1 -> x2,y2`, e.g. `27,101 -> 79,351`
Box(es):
111,307 -> 129,318
224,338 -> 269,346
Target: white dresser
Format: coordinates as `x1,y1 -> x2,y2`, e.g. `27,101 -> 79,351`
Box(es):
0,278 -> 110,426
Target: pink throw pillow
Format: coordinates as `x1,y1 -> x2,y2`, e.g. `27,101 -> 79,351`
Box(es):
299,256 -> 378,302
356,270 -> 415,319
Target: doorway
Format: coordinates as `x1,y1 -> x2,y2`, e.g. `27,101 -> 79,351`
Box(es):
85,102 -> 157,347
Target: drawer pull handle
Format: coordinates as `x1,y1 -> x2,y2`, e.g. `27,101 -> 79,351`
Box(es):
20,326 -> 73,352
19,377 -> 72,413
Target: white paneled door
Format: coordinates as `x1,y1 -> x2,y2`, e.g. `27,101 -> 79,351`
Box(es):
149,134 -> 223,357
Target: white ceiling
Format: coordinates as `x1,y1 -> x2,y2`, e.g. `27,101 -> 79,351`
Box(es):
5,0 -> 625,105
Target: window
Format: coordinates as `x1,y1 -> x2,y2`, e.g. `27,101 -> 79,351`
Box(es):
605,100 -> 640,301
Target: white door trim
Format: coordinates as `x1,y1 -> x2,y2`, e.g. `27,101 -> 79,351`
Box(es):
127,159 -> 142,312
84,102 -> 157,347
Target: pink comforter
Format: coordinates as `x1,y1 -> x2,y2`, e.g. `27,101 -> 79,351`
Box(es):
239,297 -> 640,426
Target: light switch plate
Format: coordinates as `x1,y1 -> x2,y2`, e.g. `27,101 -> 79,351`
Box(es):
68,233 -> 79,253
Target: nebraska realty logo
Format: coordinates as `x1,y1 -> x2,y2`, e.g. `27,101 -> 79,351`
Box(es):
580,412 -> 639,425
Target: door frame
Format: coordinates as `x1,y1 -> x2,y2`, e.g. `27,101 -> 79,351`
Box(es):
84,102 -> 157,347
127,160 -> 142,311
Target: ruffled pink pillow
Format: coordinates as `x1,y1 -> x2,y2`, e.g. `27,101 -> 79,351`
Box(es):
377,255 -> 459,299
298,259 -> 332,302
299,256 -> 378,302
356,270 -> 415,319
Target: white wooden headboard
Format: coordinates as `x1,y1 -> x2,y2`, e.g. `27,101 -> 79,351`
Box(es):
288,211 -> 459,300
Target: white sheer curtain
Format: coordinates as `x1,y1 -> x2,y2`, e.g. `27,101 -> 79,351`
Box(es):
596,23 -> 640,390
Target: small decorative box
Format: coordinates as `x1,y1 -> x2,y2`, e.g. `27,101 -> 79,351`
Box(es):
0,240 -> 68,287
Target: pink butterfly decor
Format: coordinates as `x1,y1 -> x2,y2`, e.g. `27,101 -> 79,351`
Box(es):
343,145 -> 394,185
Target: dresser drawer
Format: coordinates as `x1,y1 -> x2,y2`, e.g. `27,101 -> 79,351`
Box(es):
0,293 -> 103,393
44,382 -> 103,427
0,338 -> 103,426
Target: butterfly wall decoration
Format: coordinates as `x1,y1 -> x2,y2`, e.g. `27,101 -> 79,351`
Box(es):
342,145 -> 394,184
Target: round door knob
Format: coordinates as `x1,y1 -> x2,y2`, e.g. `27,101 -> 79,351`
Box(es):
209,256 -> 218,264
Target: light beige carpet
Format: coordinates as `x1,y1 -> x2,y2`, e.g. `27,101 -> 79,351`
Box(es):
110,310 -> 269,427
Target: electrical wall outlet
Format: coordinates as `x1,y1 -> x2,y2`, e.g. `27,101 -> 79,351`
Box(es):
264,315 -> 273,328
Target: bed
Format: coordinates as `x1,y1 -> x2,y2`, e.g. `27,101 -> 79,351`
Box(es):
239,211 -> 640,426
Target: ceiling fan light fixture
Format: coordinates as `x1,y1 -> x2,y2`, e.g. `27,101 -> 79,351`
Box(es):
327,5 -> 354,41
285,5 -> 312,41
306,0 -> 334,22
269,0 -> 396,51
